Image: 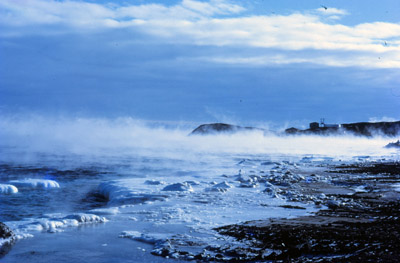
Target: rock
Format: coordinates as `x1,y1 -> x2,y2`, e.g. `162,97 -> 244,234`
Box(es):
385,140 -> 400,148
326,199 -> 340,209
0,222 -> 16,257
190,123 -> 265,135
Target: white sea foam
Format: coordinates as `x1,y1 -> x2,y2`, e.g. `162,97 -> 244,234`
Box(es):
0,184 -> 18,194
9,179 -> 60,189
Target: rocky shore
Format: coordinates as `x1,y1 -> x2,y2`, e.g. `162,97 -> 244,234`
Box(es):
215,162 -> 400,262
217,198 -> 400,262
0,222 -> 16,258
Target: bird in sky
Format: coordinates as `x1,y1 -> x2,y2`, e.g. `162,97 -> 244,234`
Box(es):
321,5 -> 328,10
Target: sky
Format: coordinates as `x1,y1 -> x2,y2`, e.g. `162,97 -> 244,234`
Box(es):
0,0 -> 399,127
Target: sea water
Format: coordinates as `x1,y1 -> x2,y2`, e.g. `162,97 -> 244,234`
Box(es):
0,116 -> 398,262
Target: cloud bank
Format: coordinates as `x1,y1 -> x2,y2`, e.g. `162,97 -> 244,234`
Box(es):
0,0 -> 399,68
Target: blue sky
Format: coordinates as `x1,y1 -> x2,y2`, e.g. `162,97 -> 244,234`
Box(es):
0,0 -> 399,126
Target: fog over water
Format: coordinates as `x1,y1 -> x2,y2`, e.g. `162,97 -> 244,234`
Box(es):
1,114 -> 398,163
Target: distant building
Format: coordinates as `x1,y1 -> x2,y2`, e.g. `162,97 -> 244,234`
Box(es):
319,118 -> 340,128
309,119 -> 340,129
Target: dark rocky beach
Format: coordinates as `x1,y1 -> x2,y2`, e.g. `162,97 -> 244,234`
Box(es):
0,222 -> 16,257
214,162 -> 400,262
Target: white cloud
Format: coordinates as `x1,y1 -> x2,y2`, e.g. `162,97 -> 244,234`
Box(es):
316,7 -> 349,16
1,0 -> 400,68
198,51 -> 400,69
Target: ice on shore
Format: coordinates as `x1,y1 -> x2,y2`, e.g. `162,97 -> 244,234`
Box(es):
205,181 -> 232,192
0,184 -> 18,194
98,179 -> 169,205
144,180 -> 166,185
63,213 -> 108,223
89,207 -> 120,215
162,182 -> 194,192
9,179 -> 60,189
6,213 -> 108,237
119,231 -> 167,245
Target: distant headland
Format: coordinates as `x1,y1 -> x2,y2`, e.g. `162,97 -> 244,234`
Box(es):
285,119 -> 400,137
190,123 -> 266,135
190,120 -> 400,137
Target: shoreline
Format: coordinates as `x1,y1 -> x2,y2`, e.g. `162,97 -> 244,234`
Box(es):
214,162 -> 400,262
